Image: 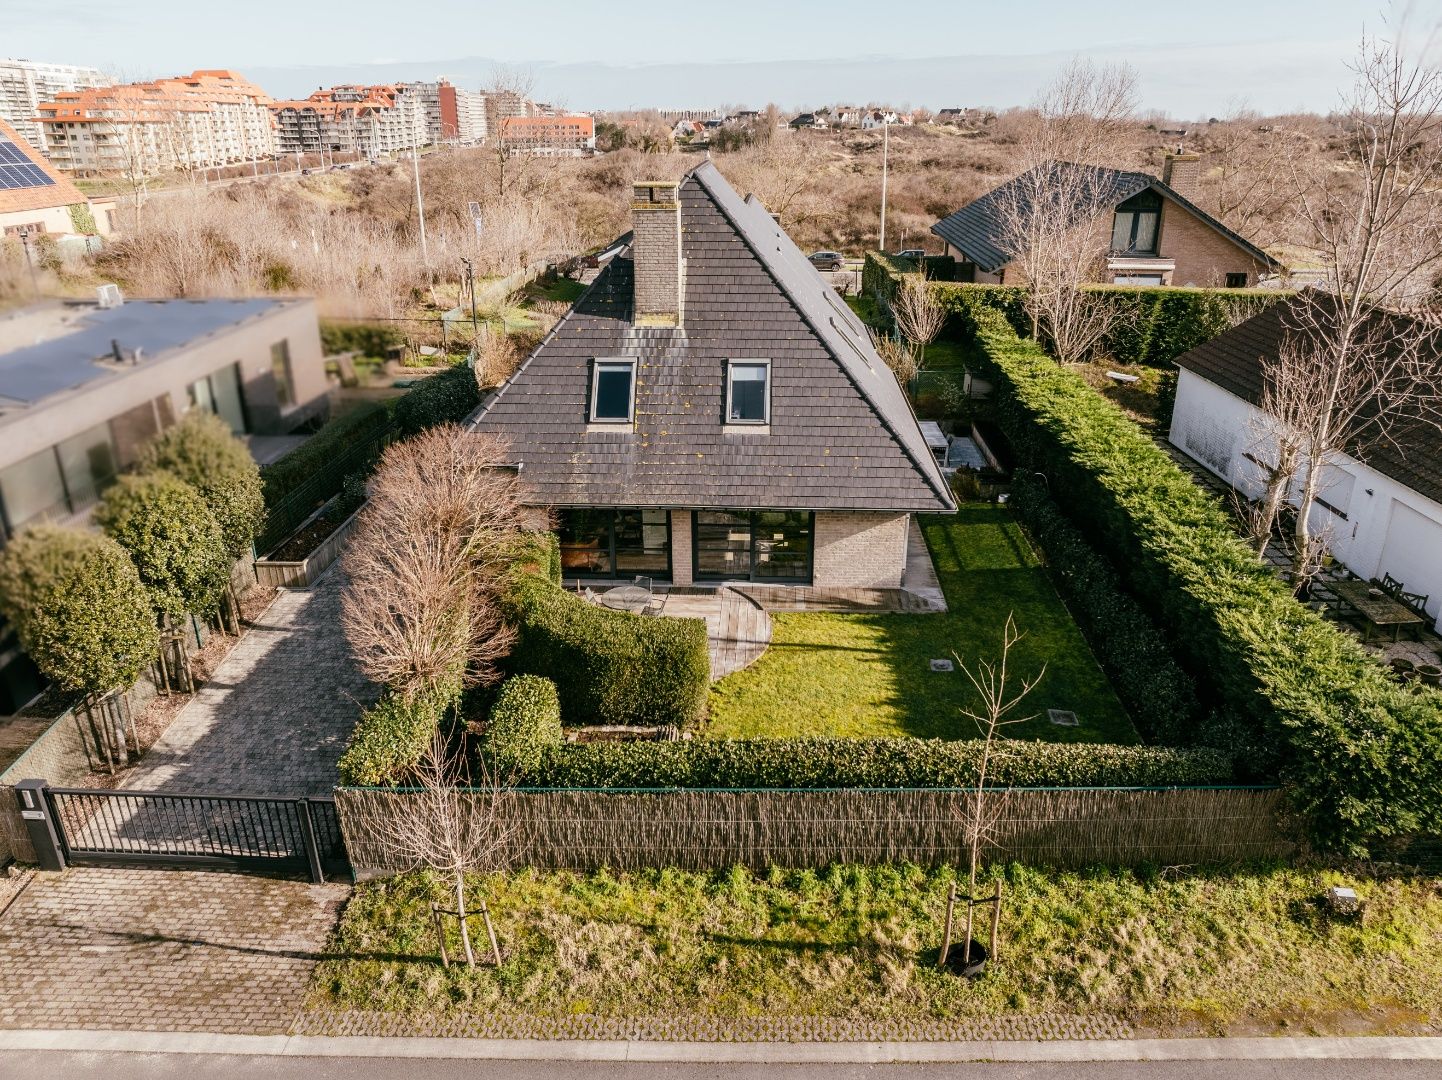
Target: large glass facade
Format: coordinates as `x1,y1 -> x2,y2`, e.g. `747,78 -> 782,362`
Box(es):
694,510 -> 813,582
55,422 -> 118,511
557,508 -> 670,578
187,363 -> 247,434
0,447 -> 67,529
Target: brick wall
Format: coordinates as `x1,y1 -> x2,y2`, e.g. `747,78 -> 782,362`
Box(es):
669,510 -> 693,585
813,511 -> 909,588
631,182 -> 683,326
1159,199 -> 1267,287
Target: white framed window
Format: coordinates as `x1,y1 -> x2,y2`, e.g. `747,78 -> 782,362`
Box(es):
726,359 -> 770,424
590,358 -> 636,423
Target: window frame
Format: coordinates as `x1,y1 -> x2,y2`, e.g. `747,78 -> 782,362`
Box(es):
1224,272 -> 1249,289
270,340 -> 296,410
589,358 -> 637,424
725,358 -> 771,425
1110,190 -> 1163,256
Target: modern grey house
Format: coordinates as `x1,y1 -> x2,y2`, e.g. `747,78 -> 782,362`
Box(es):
468,161 -> 954,588
0,294 -> 328,710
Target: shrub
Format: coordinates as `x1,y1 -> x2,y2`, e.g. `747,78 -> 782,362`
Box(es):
521,737 -> 1233,790
481,675 -> 563,776
393,363 -> 482,437
962,302 -> 1442,853
501,534 -> 711,728
96,472 -> 232,621
140,411 -> 265,557
0,526 -> 158,696
260,400 -> 393,507
1010,478 -> 1200,745
320,320 -> 403,358
338,686 -> 455,787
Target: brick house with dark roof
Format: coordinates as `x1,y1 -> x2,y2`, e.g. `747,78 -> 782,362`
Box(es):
468,160 -> 955,588
931,154 -> 1281,288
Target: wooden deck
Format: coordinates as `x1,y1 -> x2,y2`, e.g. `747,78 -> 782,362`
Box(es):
656,588 -> 771,680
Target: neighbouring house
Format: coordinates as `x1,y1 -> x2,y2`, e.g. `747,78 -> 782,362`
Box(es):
789,113 -> 826,130
931,153 -> 1281,287
1169,298 -> 1442,632
0,119 -> 115,239
672,118 -> 705,139
862,110 -> 905,129
0,292 -> 329,709
467,162 -> 955,588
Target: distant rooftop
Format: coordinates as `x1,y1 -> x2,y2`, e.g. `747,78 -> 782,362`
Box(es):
0,297 -> 289,420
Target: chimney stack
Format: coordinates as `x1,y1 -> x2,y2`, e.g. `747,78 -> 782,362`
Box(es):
1162,151 -> 1201,202
631,181 -> 683,327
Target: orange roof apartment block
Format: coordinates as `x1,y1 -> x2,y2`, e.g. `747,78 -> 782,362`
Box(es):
499,114 -> 596,156
269,84 -> 427,158
37,70 -> 278,177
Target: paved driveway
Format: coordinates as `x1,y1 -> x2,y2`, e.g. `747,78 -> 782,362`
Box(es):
0,868 -> 346,1033
125,571 -> 375,797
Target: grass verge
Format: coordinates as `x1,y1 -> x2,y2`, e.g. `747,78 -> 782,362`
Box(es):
704,505 -> 1133,742
308,862 -> 1442,1036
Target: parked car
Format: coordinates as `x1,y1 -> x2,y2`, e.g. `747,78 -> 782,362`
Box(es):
894,249 -> 926,259
808,251 -> 844,271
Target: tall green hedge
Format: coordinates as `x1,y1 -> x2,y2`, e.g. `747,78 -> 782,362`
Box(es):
521,737 -> 1233,790
337,684 -> 456,787
481,674 -> 563,777
393,363 -> 481,437
319,320 -> 403,358
500,534 -> 711,728
961,302 -> 1442,853
140,411 -> 265,558
260,401 -> 394,508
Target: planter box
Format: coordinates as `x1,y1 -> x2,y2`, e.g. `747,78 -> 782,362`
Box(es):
253,503 -> 363,589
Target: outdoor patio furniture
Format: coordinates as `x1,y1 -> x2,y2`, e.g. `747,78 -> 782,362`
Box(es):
1333,579 -> 1427,642
1402,590 -> 1431,618
598,584 -> 653,614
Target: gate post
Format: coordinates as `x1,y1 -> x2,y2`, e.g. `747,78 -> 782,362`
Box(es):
13,780 -> 66,872
296,799 -> 326,884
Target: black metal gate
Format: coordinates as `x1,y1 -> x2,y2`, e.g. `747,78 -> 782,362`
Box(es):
35,785 -> 349,883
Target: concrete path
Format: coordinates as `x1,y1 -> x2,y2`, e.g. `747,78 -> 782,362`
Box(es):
0,869 -> 346,1034
124,571 -> 375,797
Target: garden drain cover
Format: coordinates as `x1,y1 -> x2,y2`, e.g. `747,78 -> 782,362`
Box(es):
929,658 -> 954,672
1048,709 -> 1079,727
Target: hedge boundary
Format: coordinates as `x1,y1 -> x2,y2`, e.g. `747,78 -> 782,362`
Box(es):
500,534 -> 711,728
958,301 -> 1442,853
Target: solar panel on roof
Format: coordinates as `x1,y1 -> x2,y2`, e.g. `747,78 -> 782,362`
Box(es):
0,135 -> 56,189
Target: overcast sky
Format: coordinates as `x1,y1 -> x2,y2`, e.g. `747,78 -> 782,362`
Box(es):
6,0 -> 1440,116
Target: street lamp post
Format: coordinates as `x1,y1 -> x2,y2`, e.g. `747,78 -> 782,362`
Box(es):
879,117 -> 890,254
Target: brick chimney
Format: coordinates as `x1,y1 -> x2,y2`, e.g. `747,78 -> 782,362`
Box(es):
631,181 -> 683,327
1162,151 -> 1201,202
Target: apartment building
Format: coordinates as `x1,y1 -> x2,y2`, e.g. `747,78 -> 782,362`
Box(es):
36,70 -> 277,177
438,81 -> 487,143
270,84 -> 426,159
498,114 -> 596,156
0,58 -> 106,154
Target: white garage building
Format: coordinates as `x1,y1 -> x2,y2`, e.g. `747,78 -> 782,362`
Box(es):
1169,300 -> 1442,633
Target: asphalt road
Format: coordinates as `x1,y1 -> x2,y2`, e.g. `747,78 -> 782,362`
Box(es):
6,1055 -> 1442,1080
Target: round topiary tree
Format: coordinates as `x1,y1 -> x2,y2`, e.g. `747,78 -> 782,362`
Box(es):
0,525 -> 159,698
95,472 -> 232,624
140,411 -> 265,557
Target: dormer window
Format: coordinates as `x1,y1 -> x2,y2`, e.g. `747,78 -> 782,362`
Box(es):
1111,190 -> 1162,255
727,359 -> 770,424
590,359 -> 635,423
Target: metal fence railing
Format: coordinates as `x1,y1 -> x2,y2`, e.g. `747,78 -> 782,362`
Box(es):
255,426 -> 391,555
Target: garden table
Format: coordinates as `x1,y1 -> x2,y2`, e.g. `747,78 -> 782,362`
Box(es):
598,584 -> 654,614
1332,579 -> 1425,642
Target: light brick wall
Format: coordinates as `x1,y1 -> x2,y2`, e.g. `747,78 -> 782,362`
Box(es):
812,511 -> 909,588
631,182 -> 683,326
669,509 -> 693,585
1158,200 -> 1267,287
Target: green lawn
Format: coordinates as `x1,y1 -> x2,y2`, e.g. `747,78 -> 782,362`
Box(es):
309,862 -> 1442,1036
704,506 -> 1134,743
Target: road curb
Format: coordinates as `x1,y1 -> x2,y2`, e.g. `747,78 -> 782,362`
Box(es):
2,1030 -> 1442,1062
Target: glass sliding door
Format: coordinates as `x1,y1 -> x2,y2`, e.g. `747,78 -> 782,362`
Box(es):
557,508 -> 671,579
693,510 -> 814,583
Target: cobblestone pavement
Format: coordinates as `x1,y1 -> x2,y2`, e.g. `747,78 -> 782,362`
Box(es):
0,868 -> 347,1033
125,570 -> 375,797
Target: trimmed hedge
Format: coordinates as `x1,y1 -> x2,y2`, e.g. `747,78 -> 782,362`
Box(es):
482,674 -> 563,776
393,363 -> 482,437
521,738 -> 1234,790
961,302 -> 1442,853
320,320 -> 403,358
500,534 -> 711,728
1010,478 -> 1200,745
260,400 -> 394,508
337,685 -> 455,787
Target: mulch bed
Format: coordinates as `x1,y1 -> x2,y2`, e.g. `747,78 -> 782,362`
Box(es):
267,509 -> 349,562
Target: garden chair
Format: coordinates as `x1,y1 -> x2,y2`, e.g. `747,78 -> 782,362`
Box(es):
1401,591 -> 1430,619
1380,572 -> 1404,597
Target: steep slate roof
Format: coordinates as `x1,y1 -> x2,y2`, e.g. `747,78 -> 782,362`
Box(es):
1174,297 -> 1442,508
470,160 -> 954,513
930,161 -> 1281,274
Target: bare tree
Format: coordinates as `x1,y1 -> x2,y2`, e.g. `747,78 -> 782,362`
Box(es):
1276,30 -> 1442,574
870,329 -> 920,391
349,730 -> 516,967
341,426 -> 528,697
890,272 -> 947,370
939,614 -> 1043,971
991,60 -> 1139,363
